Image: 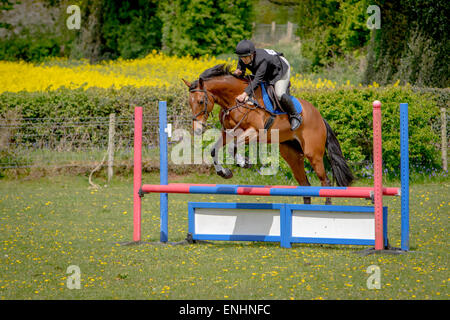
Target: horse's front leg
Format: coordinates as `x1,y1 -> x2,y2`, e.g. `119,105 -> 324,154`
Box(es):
211,130 -> 234,179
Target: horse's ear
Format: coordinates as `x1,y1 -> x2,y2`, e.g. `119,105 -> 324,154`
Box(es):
182,78 -> 191,88
198,78 -> 204,89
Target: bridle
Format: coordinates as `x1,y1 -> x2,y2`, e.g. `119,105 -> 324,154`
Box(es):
189,77 -> 268,132
189,87 -> 214,129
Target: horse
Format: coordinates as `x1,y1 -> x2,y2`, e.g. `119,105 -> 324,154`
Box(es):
182,64 -> 354,205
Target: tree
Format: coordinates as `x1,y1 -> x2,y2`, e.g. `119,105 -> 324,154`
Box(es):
363,0 -> 449,88
0,0 -> 15,29
101,0 -> 162,60
55,0 -> 162,62
294,0 -> 370,68
159,0 -> 254,57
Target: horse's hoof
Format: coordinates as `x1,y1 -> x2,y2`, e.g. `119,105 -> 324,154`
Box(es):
242,157 -> 252,169
238,158 -> 252,169
222,168 -> 233,179
243,163 -> 253,169
216,170 -> 224,178
217,168 -> 233,179
236,155 -> 252,169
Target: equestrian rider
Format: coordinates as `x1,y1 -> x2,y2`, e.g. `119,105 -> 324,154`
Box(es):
233,39 -> 302,130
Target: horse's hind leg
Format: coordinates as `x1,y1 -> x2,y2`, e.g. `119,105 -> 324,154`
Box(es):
298,114 -> 333,205
228,129 -> 253,169
279,141 -> 312,205
306,153 -> 333,205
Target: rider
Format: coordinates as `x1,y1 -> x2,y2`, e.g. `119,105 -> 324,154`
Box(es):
233,39 -> 302,130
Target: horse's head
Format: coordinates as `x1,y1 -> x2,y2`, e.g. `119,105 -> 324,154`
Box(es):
182,78 -> 215,135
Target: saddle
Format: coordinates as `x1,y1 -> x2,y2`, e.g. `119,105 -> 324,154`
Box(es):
243,75 -> 283,112
257,82 -> 303,129
239,75 -> 303,129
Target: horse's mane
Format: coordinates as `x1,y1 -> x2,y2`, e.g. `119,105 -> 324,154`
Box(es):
189,64 -> 244,90
201,64 -> 233,79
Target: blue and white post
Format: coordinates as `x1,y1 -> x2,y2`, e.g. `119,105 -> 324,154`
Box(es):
159,101 -> 169,242
400,103 -> 409,251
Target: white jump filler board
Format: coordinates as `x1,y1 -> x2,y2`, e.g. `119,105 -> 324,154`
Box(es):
188,202 -> 388,248
194,207 -> 281,236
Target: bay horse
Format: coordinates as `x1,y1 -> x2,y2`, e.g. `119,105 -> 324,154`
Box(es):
182,64 -> 354,204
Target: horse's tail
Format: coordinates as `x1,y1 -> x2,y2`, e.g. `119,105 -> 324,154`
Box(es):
323,119 -> 354,187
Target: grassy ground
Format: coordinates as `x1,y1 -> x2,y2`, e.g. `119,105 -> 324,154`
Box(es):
0,172 -> 448,300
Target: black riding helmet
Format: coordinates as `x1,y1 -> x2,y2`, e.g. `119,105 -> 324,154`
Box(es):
235,40 -> 255,57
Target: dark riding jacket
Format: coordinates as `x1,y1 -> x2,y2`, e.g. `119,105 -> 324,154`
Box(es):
237,48 -> 288,96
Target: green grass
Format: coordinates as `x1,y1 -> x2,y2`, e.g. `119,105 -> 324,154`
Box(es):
0,172 -> 448,300
2,148 -> 158,167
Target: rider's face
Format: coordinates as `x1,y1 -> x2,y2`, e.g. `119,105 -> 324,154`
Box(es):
241,54 -> 253,65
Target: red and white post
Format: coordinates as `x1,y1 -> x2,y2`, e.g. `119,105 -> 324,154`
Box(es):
372,100 -> 384,250
133,106 -> 143,242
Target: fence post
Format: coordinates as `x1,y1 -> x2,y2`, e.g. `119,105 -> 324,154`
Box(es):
286,21 -> 293,41
271,21 -> 276,42
107,113 -> 115,182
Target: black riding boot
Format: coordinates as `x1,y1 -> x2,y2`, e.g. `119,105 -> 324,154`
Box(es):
280,93 -> 302,130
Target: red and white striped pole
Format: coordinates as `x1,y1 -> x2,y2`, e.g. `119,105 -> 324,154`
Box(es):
372,100 -> 384,250
133,106 -> 143,242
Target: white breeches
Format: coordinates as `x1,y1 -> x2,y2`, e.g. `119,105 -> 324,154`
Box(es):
274,56 -> 291,99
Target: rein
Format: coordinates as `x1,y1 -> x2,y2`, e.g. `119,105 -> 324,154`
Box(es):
223,99 -> 261,131
190,79 -> 276,132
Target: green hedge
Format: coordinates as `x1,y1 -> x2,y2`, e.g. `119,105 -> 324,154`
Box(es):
0,85 -> 443,176
292,86 -> 442,175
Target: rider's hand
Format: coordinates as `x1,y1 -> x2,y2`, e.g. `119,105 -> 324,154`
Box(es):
233,69 -> 243,76
236,92 -> 248,103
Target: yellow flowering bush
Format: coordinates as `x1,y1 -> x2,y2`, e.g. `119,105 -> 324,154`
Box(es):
0,51 -> 380,94
0,52 -> 234,93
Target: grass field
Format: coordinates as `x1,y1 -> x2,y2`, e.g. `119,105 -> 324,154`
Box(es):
0,172 -> 448,300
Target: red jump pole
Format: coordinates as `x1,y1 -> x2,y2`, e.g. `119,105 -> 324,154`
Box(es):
133,106 -> 143,242
372,100 -> 384,250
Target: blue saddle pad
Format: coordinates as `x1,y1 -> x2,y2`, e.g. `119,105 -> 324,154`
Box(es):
260,82 -> 302,114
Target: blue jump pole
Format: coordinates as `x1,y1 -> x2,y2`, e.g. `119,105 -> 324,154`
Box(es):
159,101 -> 168,243
400,103 -> 409,251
